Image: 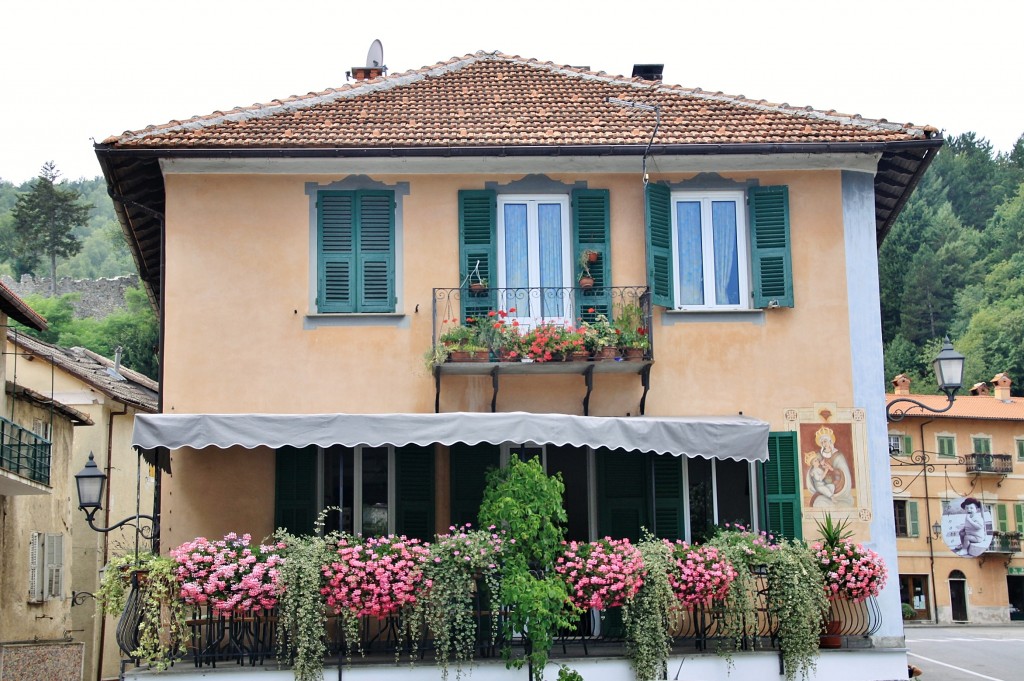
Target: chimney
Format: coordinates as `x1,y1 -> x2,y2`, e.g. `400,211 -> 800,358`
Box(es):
348,66 -> 385,81
970,382 -> 990,396
992,372 -> 1013,401
631,64 -> 664,81
892,374 -> 912,396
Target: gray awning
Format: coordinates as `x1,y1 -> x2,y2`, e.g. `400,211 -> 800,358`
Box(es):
132,412 -> 769,463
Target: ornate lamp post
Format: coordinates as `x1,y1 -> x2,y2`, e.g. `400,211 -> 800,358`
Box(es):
74,452 -> 156,536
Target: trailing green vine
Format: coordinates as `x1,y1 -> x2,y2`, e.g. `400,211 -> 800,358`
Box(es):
274,529 -> 335,681
622,533 -> 675,681
767,539 -> 829,681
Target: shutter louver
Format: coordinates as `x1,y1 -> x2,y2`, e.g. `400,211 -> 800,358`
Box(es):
45,533 -> 63,600
449,443 -> 500,529
358,192 -> 395,312
596,448 -> 648,541
319,193 -> 356,312
763,432 -> 802,539
572,189 -> 612,320
652,455 -> 684,540
908,502 -> 919,537
28,531 -> 42,602
1015,503 -> 1024,531
998,504 -> 1009,533
749,185 -> 793,308
645,183 -> 674,308
395,445 -> 435,541
458,190 -> 498,320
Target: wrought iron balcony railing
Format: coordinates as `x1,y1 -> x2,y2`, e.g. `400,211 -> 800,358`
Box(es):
965,453 -> 1013,475
986,533 -> 1022,554
0,414 -> 51,486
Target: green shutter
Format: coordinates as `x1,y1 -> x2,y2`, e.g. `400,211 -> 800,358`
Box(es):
597,448 -> 649,541
998,504 -> 1009,533
908,501 -> 920,537
1017,440 -> 1024,462
762,432 -> 802,539
318,193 -> 356,312
572,188 -> 612,319
458,190 -> 497,320
748,185 -> 793,308
645,183 -> 674,308
938,437 -> 955,458
652,455 -> 684,540
395,444 -> 435,541
904,435 -> 913,456
449,443 -> 500,529
357,191 -> 396,312
1015,503 -> 1024,531
274,445 -> 318,535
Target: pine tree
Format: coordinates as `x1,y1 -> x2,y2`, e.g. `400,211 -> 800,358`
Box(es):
12,162 -> 91,293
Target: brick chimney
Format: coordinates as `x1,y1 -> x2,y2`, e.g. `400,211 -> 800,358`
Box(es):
992,373 -> 1013,401
892,374 -> 911,395
348,66 -> 385,81
970,382 -> 990,396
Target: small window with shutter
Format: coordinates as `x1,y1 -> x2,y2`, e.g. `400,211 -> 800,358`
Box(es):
27,532 -> 63,602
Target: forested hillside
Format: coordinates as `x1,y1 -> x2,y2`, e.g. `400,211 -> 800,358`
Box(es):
881,132 -> 1024,396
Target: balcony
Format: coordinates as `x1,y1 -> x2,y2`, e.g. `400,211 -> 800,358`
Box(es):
431,286 -> 653,415
965,453 -> 1013,475
985,532 -> 1022,555
0,414 -> 51,494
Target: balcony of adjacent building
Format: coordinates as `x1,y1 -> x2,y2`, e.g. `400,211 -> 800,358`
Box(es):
965,452 -> 1013,485
0,414 -> 51,495
430,286 -> 653,415
985,532 -> 1022,555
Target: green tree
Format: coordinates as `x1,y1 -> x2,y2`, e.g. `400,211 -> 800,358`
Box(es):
12,162 -> 92,292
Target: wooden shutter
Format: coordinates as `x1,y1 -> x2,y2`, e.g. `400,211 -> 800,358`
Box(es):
318,192 -> 356,312
1015,503 -> 1024,531
761,432 -> 802,539
904,435 -> 913,456
652,454 -> 685,540
44,533 -> 63,600
395,444 -> 435,541
357,191 -> 396,312
572,188 -> 612,320
645,183 -> 674,308
997,504 -> 1009,533
27,531 -> 42,602
458,190 -> 498,320
908,501 -> 920,538
748,185 -> 793,308
274,445 -> 318,536
449,443 -> 500,529
597,448 -> 649,541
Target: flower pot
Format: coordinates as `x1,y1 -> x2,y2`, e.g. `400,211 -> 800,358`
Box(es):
448,350 -> 488,362
586,251 -> 599,263
819,619 -> 843,649
594,347 -> 619,360
469,283 -> 488,295
569,351 -> 590,362
578,276 -> 595,289
621,347 -> 645,361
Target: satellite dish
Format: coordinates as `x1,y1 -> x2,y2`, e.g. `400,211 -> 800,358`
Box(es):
366,39 -> 384,68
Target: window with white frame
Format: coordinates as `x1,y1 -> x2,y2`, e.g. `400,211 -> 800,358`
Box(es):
28,531 -> 63,602
671,190 -> 749,310
889,434 -> 905,455
496,195 -> 573,321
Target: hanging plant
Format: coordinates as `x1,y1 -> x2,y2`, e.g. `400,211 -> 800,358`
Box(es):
622,533 -> 675,681
274,529 -> 334,681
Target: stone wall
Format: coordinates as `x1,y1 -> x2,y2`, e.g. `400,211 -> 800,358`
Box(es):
0,274 -> 138,319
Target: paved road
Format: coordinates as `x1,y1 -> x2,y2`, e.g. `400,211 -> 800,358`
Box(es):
905,625 -> 1024,681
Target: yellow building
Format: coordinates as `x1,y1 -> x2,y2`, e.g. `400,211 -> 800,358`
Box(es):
888,372 -> 1024,624
96,51 -> 942,681
1,284 -> 88,679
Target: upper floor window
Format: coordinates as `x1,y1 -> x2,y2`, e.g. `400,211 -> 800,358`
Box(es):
937,435 -> 956,458
972,436 -> 992,455
316,190 -> 395,313
497,195 -> 573,321
646,184 -> 793,311
1017,438 -> 1024,462
889,434 -> 906,456
893,499 -> 919,538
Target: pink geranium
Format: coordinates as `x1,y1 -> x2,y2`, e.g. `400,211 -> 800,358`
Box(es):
170,532 -> 285,612
554,537 -> 644,610
321,535 -> 431,618
812,539 -> 888,602
665,540 -> 737,606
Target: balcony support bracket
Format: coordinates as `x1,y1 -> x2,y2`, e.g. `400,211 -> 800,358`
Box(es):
639,364 -> 652,416
582,365 -> 595,417
490,366 -> 500,413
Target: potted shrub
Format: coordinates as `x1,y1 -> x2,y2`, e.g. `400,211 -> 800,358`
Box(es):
614,302 -> 650,359
580,310 -> 619,359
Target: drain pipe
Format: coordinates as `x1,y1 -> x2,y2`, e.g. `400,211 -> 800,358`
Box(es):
96,405 -> 128,681
917,418 -> 939,624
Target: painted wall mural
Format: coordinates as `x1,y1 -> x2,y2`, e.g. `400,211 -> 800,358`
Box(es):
801,422 -> 856,509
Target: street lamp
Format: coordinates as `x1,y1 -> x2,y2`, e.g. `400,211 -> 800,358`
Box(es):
73,452 -> 156,537
932,521 -> 943,540
886,337 -> 966,422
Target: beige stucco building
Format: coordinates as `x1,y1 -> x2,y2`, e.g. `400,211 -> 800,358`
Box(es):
888,373 -> 1024,624
1,283 -> 87,679
5,331 -> 158,681
96,51 -> 943,681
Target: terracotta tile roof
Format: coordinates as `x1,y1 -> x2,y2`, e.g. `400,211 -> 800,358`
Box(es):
104,51 -> 935,149
5,380 -> 93,425
0,280 -> 47,331
7,330 -> 158,413
886,393 -> 1024,421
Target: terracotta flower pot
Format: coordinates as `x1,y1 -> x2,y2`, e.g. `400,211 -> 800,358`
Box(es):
578,276 -> 595,289
595,346 -> 619,360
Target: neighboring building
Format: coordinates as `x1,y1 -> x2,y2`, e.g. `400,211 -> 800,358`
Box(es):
888,372 -> 1024,624
0,282 -> 88,679
5,331 -> 158,681
96,50 -> 942,680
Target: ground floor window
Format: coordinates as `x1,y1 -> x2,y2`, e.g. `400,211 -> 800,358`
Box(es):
899,573 -> 930,620
276,443 -> 759,542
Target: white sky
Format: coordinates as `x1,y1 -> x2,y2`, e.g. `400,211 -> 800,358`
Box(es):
2,0 -> 1021,184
